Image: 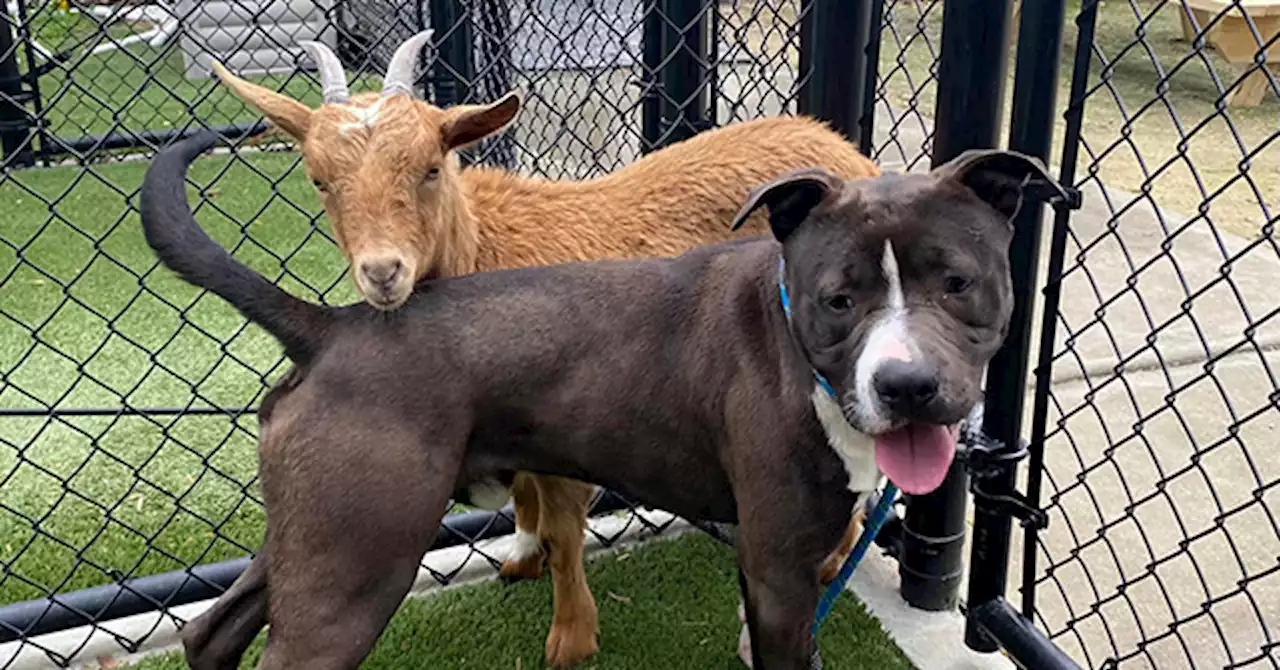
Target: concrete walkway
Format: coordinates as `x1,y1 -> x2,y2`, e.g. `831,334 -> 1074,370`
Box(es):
873,115 -> 1280,670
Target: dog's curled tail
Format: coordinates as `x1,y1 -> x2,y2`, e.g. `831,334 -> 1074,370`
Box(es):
140,131 -> 330,363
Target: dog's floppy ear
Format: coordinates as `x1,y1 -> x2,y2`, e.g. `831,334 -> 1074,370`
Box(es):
934,149 -> 1068,222
730,167 -> 842,242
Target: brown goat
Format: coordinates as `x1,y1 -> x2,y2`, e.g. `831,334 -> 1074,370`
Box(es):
210,30 -> 880,667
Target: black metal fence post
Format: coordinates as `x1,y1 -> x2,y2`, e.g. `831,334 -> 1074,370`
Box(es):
0,7 -> 34,168
657,0 -> 709,147
797,0 -> 874,146
640,1 -> 664,154
898,0 -> 1013,613
428,0 -> 474,108
857,0 -> 886,155
963,0 -> 1072,659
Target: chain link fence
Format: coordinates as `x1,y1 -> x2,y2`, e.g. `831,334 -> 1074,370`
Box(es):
0,0 -> 933,664
1020,1 -> 1280,668
16,1 -> 1278,669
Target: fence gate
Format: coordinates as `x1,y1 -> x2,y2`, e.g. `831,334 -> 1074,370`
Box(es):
1013,1 -> 1280,669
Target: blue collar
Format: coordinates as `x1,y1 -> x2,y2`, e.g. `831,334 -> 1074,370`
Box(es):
777,256 -> 839,400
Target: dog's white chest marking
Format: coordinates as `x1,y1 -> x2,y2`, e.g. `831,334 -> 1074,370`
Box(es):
811,386 -> 880,492
337,99 -> 384,135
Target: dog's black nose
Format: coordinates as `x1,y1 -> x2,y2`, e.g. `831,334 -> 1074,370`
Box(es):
873,360 -> 940,414
360,258 -> 403,288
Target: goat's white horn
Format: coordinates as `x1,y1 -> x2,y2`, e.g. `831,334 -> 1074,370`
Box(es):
381,29 -> 434,97
298,40 -> 350,104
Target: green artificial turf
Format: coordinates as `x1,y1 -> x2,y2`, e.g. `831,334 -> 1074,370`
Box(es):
128,533 -> 915,670
0,150 -> 353,604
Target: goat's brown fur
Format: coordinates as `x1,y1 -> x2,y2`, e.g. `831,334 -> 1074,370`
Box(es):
214,59 -> 880,666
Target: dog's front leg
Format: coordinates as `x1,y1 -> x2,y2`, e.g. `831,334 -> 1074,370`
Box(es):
181,550 -> 270,670
736,531 -> 823,670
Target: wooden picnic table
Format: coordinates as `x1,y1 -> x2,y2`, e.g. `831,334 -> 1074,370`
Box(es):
1180,0 -> 1280,106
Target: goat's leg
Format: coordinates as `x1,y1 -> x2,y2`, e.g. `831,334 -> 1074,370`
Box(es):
181,550 -> 269,670
818,505 -> 866,584
538,475 -> 599,667
499,471 -> 545,581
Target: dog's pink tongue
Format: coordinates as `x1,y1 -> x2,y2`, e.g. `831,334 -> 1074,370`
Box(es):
875,424 -> 957,495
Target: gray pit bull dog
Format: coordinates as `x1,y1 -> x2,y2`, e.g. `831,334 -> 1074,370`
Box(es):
139,132 -> 1063,670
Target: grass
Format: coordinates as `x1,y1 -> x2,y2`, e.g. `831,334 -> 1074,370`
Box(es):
0,150 -> 351,605
126,533 -> 916,670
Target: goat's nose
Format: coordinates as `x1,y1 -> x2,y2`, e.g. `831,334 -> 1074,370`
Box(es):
360,259 -> 403,288
873,359 -> 940,414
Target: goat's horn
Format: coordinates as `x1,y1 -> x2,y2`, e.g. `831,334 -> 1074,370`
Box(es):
382,29 -> 434,97
298,40 -> 349,104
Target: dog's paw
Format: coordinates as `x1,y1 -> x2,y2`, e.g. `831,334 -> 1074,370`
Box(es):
544,619 -> 599,667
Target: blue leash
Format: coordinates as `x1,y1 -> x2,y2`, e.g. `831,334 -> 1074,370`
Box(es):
811,482 -> 899,635
776,254 -> 900,635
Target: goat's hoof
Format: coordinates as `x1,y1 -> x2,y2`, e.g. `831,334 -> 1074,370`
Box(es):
737,624 -> 754,668
544,620 -> 598,667
498,552 -> 545,583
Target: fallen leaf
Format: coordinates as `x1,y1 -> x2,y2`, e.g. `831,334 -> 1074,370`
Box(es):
615,552 -> 631,562
95,655 -> 119,670
607,591 -> 632,605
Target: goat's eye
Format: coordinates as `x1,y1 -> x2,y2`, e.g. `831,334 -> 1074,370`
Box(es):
424,167 -> 441,181
824,295 -> 854,312
944,275 -> 972,295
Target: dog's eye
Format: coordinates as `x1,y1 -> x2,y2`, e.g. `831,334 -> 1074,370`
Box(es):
944,275 -> 972,295
312,179 -> 327,192
824,295 -> 855,312
424,167 -> 441,181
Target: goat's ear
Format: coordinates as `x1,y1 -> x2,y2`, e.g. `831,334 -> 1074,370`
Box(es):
441,92 -> 521,151
933,149 -> 1067,223
730,168 -> 842,243
212,61 -> 313,141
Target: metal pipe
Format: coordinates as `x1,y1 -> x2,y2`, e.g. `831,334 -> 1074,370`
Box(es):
657,0 -> 708,146
0,406 -> 257,417
33,123 -> 268,160
797,0 -> 873,142
0,4 -> 34,167
0,496 -> 633,643
899,0 -> 1013,613
428,0 -> 473,107
640,1 -> 664,154
1020,0 -> 1098,620
970,597 -> 1082,670
964,0 -> 1066,652
858,0 -> 886,155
